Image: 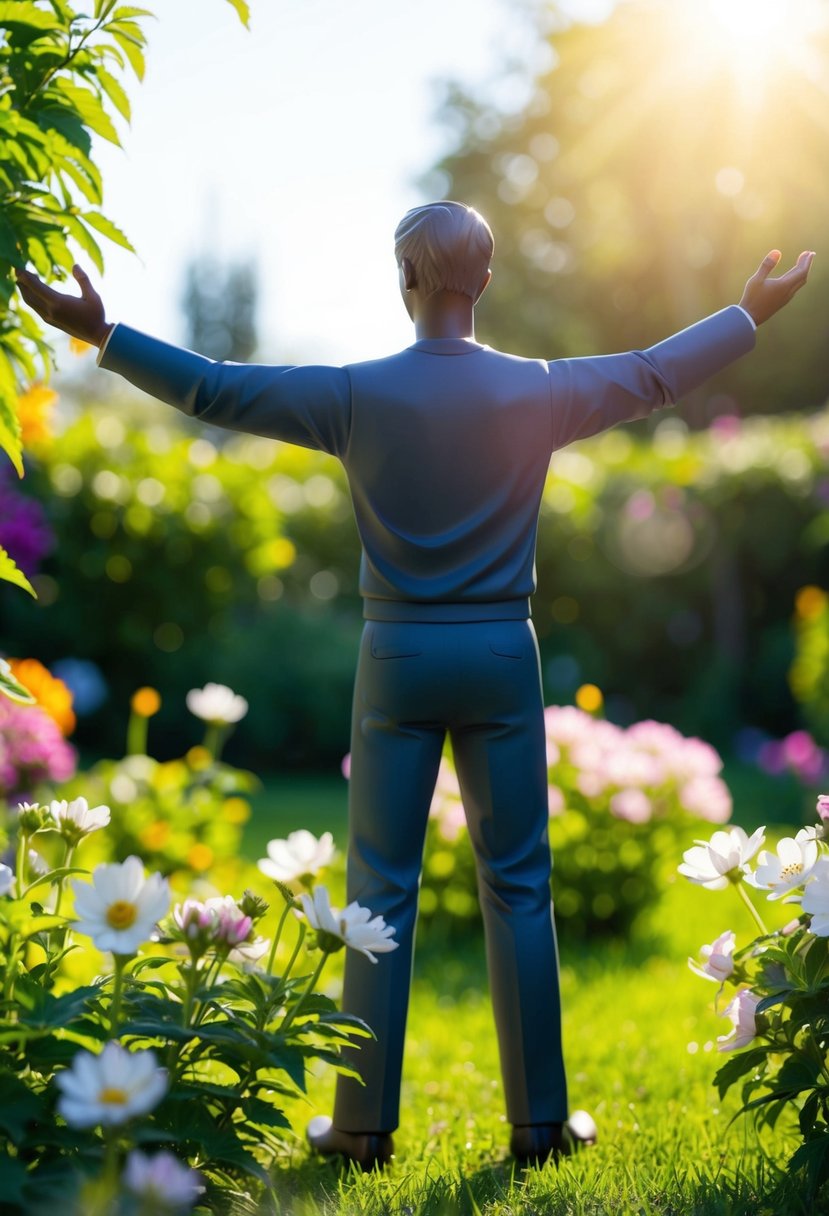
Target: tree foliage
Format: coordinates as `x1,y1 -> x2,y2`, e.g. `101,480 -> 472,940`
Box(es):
0,0 -> 249,600
430,0 -> 828,420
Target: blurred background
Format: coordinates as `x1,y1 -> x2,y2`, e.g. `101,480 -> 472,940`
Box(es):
3,0 -> 829,826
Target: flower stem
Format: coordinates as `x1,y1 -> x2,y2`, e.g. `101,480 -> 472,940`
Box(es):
14,830 -> 28,900
126,710 -> 148,756
735,881 -> 769,937
109,956 -> 127,1037
266,901 -> 293,975
281,920 -> 307,987
281,950 -> 326,1034
53,844 -> 74,920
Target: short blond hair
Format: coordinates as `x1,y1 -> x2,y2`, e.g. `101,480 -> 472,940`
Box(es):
394,201 -> 494,300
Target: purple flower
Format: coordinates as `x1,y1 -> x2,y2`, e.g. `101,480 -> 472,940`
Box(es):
0,467 -> 54,578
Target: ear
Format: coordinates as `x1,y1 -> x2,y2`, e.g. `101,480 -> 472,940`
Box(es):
475,268 -> 492,302
401,257 -> 417,292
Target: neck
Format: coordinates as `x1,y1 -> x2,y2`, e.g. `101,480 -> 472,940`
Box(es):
412,291 -> 476,341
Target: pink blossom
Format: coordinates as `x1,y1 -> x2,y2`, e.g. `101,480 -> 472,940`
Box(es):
717,989 -> 760,1051
547,785 -> 566,817
817,794 -> 829,822
679,776 -> 732,823
688,929 -> 735,983
341,753 -> 351,780
609,788 -> 652,824
0,699 -> 76,801
544,705 -> 594,747
577,771 -> 609,799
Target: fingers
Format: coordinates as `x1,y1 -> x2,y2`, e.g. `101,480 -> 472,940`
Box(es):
754,250 -> 782,281
72,264 -> 97,300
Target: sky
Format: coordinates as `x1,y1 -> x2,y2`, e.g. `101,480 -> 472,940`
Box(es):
81,0 -> 550,367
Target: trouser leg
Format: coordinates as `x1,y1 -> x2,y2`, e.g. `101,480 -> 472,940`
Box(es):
450,621 -> 568,1125
333,623 -> 443,1133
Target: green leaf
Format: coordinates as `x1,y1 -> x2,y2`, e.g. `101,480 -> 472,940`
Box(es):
94,66 -> 131,121
51,82 -> 121,145
0,382 -> 23,477
81,210 -> 135,253
713,1046 -> 769,1100
108,27 -> 146,80
0,661 -> 35,703
0,1074 -> 48,1140
0,544 -> 35,596
0,1 -> 57,34
223,0 -> 251,25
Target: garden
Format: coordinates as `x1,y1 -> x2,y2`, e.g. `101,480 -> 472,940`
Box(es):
2,1 -> 829,1214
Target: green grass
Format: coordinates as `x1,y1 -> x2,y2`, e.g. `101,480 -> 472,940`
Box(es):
236,777 -> 823,1215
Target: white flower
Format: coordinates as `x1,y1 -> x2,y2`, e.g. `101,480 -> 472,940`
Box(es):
299,884 -> 399,963
50,796 -> 111,844
717,989 -> 760,1052
72,856 -> 170,955
688,929 -> 735,983
751,829 -> 820,899
228,934 -> 270,967
802,859 -> 829,935
123,1149 -> 203,1209
186,682 -> 248,725
0,863 -> 13,897
678,825 -> 766,890
56,1042 -> 167,1127
258,829 -> 336,885
28,849 -> 49,878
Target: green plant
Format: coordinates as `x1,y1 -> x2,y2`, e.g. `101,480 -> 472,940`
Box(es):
681,806 -> 829,1199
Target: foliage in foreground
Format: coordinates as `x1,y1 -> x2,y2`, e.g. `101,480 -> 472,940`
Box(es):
682,808 -> 829,1199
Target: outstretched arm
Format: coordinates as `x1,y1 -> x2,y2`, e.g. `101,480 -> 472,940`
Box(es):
15,265 -> 351,457
548,249 -> 816,450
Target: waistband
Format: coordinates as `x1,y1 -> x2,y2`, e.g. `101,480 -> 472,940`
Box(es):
362,598 -> 531,623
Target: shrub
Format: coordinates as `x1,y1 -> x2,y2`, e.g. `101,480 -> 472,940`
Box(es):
414,706 -> 733,939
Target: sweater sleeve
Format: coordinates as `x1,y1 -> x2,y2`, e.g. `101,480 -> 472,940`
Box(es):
98,324 -> 352,457
547,305 -> 756,450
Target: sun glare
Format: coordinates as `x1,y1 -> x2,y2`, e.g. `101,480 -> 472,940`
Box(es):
675,0 -> 829,97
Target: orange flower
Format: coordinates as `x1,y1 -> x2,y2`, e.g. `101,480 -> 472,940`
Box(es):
131,687 -> 161,717
69,337 -> 93,356
8,658 -> 76,736
17,385 -> 58,447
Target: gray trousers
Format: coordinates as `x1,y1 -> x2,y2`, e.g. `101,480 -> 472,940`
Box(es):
332,618 -> 568,1133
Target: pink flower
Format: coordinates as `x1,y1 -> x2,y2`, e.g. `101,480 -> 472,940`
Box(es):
609,788 -> 652,823
717,989 -> 760,1051
0,699 -> 76,801
688,929 -> 735,983
679,776 -> 733,824
547,785 -> 566,817
817,795 -> 829,822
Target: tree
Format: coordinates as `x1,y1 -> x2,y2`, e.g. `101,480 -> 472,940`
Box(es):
0,0 -> 250,614
181,255 -> 259,364
430,0 -> 829,420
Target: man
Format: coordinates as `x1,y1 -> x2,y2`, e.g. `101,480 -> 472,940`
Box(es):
17,204 -> 814,1170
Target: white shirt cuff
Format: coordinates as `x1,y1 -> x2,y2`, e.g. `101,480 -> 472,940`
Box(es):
735,305 -> 756,330
96,324 -> 117,365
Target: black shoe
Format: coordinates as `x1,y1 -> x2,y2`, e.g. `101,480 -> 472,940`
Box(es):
307,1115 -> 394,1171
510,1109 -> 598,1165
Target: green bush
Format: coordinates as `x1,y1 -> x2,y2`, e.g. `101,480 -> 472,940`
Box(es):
3,400 -> 829,767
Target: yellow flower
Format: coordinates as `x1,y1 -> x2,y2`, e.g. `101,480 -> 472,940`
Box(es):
140,822 -> 171,850
223,797 -> 250,825
187,843 -> 214,872
186,746 -> 212,772
131,687 -> 161,717
575,683 -> 603,714
17,384 -> 58,447
69,337 -> 93,356
796,585 -> 827,621
8,658 -> 76,735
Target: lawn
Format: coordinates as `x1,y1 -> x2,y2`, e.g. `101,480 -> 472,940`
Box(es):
237,776 -> 823,1216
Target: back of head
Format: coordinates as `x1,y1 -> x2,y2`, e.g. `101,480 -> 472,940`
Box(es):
394,201 -> 494,300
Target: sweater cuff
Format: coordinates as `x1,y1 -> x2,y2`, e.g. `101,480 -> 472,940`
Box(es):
96,323 -> 118,365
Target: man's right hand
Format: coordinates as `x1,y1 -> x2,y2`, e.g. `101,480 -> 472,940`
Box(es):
739,249 -> 815,326
16,264 -> 112,348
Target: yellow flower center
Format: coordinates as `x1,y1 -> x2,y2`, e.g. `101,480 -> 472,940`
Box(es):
99,1087 -> 128,1105
780,862 -> 803,881
106,900 -> 138,930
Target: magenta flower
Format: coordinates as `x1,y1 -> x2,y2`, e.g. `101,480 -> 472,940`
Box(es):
0,468 -> 55,578
817,794 -> 829,822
